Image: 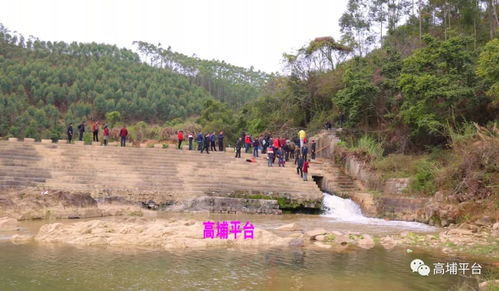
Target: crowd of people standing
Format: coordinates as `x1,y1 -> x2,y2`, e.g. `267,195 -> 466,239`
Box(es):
66,122 -> 316,181
67,121 -> 128,147
176,131 -> 225,153
232,130 -> 315,181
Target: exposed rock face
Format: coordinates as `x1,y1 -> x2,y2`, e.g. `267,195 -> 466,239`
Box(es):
167,196 -> 282,214
0,189 -> 155,221
34,218 -> 293,250
315,131 -> 497,228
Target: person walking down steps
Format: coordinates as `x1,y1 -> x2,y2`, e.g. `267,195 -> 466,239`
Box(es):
311,139 -> 316,160
119,125 -> 128,147
301,143 -> 308,161
295,155 -> 304,177
67,123 -> 73,144
303,159 -> 310,181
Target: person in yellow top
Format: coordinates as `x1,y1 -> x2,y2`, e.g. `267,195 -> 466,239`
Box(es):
298,129 -> 306,148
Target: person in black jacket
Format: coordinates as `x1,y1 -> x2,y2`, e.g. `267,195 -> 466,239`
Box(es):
67,123 -> 73,143
201,134 -> 210,154
218,131 -> 224,151
235,137 -> 242,158
210,132 -> 217,151
311,140 -> 316,160
295,155 -> 304,177
301,144 -> 308,161
77,122 -> 85,141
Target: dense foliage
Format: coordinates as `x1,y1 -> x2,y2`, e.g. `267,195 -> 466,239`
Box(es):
243,0 -> 498,152
0,24 -> 268,140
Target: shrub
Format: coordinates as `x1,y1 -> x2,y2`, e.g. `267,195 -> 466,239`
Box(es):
373,154 -> 422,179
354,135 -> 384,161
441,123 -> 498,202
409,159 -> 437,195
83,132 -> 92,145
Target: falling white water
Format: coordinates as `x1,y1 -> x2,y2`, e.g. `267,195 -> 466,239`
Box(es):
321,193 -> 435,231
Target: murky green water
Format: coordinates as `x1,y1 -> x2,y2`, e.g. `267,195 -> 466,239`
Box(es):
1,210 -> 497,290
0,241 -> 496,291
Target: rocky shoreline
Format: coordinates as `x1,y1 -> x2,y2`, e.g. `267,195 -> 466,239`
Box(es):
1,216 -> 497,260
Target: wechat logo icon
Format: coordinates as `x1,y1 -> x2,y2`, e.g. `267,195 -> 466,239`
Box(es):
410,259 -> 430,276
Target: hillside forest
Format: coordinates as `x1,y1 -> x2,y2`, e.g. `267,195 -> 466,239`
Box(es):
0,0 -> 497,204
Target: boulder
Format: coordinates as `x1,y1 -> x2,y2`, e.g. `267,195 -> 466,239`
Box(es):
314,235 -> 326,242
288,232 -> 304,238
288,238 -> 305,247
305,228 -> 327,238
357,234 -> 375,249
380,237 -> 397,249
335,235 -> 351,246
479,280 -> 499,291
433,191 -> 445,202
313,241 -> 332,249
275,223 -> 301,231
447,229 -> 473,236
0,217 -> 19,231
10,234 -> 33,245
493,222 -> 499,230
475,216 -> 494,226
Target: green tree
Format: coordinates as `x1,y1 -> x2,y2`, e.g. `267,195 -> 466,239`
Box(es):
105,111 -> 121,128
476,38 -> 499,104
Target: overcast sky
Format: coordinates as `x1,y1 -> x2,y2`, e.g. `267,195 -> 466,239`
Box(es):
0,0 -> 347,73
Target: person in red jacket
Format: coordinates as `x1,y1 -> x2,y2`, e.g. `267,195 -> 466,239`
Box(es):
103,125 -> 110,146
303,159 -> 310,181
177,130 -> 184,150
119,126 -> 128,147
273,137 -> 280,149
244,135 -> 252,153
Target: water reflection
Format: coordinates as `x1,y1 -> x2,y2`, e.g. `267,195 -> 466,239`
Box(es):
0,242 -> 492,291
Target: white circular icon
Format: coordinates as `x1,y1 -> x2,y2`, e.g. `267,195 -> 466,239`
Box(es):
410,259 -> 425,272
417,264 -> 430,276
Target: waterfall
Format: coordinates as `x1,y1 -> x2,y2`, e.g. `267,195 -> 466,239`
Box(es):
321,193 -> 434,230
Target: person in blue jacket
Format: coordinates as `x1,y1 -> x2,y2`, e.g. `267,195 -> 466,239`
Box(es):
197,132 -> 204,151
210,132 -> 217,151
